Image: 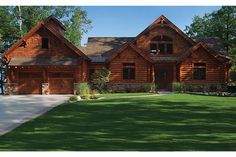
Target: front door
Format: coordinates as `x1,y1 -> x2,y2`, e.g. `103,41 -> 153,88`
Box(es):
156,69 -> 169,90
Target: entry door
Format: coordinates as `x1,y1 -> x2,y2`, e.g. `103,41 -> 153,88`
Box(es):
156,69 -> 169,89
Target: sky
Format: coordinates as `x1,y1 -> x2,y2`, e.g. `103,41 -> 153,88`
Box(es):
80,6 -> 221,46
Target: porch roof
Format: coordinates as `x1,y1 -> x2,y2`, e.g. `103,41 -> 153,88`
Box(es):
150,56 -> 179,62
8,57 -> 78,66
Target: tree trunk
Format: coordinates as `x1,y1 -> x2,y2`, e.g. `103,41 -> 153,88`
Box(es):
0,70 -> 3,95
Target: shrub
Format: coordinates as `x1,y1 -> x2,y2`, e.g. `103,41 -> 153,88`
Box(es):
69,96 -> 78,102
172,82 -> 183,93
78,82 -> 90,96
91,68 -> 111,92
80,95 -> 90,100
142,83 -> 157,93
90,94 -> 100,99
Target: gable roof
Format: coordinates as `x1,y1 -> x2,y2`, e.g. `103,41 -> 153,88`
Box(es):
179,42 -> 231,63
44,16 -> 66,31
133,15 -> 196,45
106,42 -> 154,63
4,16 -> 89,61
193,37 -> 228,56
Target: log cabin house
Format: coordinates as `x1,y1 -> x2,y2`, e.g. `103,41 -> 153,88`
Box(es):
3,15 -> 232,94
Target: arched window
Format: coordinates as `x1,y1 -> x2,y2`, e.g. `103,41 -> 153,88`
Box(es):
150,35 -> 173,54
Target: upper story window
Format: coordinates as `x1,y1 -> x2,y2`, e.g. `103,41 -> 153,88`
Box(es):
42,38 -> 49,49
193,63 -> 206,80
123,63 -> 135,80
150,35 -> 173,54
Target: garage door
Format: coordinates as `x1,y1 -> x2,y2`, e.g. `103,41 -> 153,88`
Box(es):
49,72 -> 74,94
18,72 -> 42,94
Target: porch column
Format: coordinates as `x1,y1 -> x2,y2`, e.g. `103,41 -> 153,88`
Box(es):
152,65 -> 155,83
173,64 -> 176,82
42,68 -> 49,95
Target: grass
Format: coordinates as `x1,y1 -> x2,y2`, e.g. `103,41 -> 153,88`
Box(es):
0,93 -> 236,151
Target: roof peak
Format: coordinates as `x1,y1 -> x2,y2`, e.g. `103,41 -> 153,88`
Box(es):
43,15 -> 66,30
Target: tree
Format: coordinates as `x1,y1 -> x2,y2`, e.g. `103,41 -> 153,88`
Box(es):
64,8 -> 91,47
185,6 -> 236,58
0,54 -> 7,94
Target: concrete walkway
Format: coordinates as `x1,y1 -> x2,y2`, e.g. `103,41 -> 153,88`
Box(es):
0,95 -> 70,136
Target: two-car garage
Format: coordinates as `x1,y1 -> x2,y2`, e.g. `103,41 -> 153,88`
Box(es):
17,71 -> 74,94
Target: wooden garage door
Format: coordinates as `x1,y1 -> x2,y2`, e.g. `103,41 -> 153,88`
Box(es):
49,72 -> 74,94
18,72 -> 42,94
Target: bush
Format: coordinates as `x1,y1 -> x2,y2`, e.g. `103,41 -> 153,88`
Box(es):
91,68 -> 111,92
80,95 -> 90,100
69,96 -> 78,102
172,82 -> 183,93
80,94 -> 99,100
78,82 -> 90,96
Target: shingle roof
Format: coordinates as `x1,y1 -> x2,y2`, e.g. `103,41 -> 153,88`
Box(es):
79,36 -> 229,63
88,56 -> 107,63
9,57 -> 78,66
80,37 -> 134,58
193,37 -> 228,56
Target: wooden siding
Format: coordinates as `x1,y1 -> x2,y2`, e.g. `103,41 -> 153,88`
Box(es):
180,47 -> 225,83
7,28 -> 78,58
109,47 -> 150,83
136,26 -> 193,55
88,63 -> 106,72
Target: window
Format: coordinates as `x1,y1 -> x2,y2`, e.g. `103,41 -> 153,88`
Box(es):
150,35 -> 173,54
150,43 -> 157,53
42,38 -> 49,49
123,63 -> 135,80
193,63 -> 206,80
158,43 -> 165,54
151,35 -> 161,41
49,72 -> 73,78
162,35 -> 172,41
167,44 -> 173,54
19,72 -> 41,79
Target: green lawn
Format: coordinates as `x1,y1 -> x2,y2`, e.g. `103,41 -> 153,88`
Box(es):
0,93 -> 236,151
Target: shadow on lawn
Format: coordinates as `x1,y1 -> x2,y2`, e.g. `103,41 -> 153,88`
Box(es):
0,95 -> 236,151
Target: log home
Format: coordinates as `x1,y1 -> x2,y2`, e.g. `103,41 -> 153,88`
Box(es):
3,15 -> 232,94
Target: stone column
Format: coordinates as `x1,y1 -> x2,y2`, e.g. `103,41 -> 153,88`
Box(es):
42,83 -> 49,95
74,83 -> 80,95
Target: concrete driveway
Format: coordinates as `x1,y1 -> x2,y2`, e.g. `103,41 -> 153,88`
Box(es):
0,95 -> 70,136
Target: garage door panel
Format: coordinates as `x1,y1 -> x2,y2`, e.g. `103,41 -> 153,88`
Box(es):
18,72 -> 42,94
49,79 -> 74,94
49,72 -> 74,94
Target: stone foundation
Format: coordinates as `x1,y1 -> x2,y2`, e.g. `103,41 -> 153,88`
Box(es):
107,83 -> 156,93
182,83 -> 227,92
4,83 -> 18,95
42,83 -> 49,95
